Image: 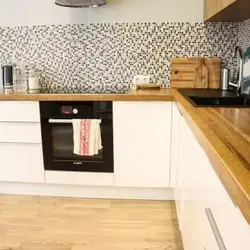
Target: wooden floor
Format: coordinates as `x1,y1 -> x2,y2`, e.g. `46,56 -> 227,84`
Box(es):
0,195 -> 183,250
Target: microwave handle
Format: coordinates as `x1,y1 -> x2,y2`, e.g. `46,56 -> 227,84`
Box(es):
49,119 -> 72,124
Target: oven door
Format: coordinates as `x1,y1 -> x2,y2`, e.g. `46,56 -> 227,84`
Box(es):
41,118 -> 113,173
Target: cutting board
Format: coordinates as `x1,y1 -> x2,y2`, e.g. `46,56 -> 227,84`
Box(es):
171,58 -> 221,89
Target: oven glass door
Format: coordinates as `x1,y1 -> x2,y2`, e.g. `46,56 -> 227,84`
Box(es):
52,122 -> 103,161
42,118 -> 113,173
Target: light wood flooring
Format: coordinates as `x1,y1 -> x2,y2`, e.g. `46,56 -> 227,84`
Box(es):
0,195 -> 183,250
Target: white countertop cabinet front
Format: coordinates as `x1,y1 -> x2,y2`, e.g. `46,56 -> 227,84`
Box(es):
173,103 -> 250,250
113,102 -> 172,188
0,101 -> 45,184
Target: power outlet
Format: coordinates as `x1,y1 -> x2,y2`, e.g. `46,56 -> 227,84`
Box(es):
133,75 -> 150,85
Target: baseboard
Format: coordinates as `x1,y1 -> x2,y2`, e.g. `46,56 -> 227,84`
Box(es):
0,182 -> 174,200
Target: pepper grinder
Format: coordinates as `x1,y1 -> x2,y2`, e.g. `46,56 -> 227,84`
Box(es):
2,65 -> 13,94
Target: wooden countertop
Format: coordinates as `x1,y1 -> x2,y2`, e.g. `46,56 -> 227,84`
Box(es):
0,88 -> 250,224
172,89 -> 250,225
0,89 -> 174,101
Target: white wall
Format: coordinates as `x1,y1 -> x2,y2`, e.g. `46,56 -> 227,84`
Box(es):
0,0 -> 204,26
88,0 -> 204,23
0,0 -> 88,26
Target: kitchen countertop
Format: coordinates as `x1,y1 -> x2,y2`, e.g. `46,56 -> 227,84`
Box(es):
0,88 -> 250,224
0,89 -> 174,101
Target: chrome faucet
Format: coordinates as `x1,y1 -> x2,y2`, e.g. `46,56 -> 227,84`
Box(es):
229,46 -> 244,95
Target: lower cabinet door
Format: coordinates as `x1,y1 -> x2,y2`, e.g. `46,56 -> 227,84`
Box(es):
209,200 -> 250,250
0,143 -> 45,183
182,201 -> 220,250
113,102 -> 172,188
181,200 -> 205,250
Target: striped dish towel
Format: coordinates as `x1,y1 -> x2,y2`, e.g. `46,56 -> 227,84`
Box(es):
72,119 -> 102,156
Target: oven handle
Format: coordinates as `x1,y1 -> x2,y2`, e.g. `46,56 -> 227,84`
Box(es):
48,119 -> 102,124
49,119 -> 73,124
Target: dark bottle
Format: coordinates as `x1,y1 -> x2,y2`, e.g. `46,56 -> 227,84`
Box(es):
2,65 -> 13,93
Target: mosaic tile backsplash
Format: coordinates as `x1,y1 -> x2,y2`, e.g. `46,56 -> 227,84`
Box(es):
0,22 -> 238,90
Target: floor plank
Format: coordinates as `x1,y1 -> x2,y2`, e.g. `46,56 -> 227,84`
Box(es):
0,195 -> 183,250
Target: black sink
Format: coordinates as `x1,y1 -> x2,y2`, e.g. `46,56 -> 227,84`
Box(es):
188,96 -> 250,107
178,89 -> 250,107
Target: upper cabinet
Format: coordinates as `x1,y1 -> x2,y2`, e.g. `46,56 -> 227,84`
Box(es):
204,0 -> 250,22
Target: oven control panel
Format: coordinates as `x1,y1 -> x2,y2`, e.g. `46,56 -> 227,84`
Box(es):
61,106 -> 79,115
40,101 -> 112,120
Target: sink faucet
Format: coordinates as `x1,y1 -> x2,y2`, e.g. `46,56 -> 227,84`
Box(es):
229,46 -> 244,95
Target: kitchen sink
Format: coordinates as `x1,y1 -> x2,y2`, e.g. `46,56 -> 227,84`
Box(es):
188,96 -> 250,107
178,89 -> 250,107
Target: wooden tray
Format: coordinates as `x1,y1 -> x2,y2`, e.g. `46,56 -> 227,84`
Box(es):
136,84 -> 161,89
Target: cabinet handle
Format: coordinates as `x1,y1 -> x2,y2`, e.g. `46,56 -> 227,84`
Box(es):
205,208 -> 227,250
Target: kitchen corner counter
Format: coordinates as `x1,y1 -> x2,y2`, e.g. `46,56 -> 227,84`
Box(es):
172,89 -> 250,225
0,88 -> 174,102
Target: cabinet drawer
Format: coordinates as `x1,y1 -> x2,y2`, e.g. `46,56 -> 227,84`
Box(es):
0,123 -> 41,143
0,101 -> 40,122
0,143 -> 44,183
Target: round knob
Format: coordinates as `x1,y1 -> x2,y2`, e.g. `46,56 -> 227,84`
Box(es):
73,109 -> 78,114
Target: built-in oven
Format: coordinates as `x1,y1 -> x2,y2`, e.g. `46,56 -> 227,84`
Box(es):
40,101 -> 113,173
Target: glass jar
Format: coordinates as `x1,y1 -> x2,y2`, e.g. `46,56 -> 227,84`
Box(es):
28,68 -> 41,93
13,64 -> 28,93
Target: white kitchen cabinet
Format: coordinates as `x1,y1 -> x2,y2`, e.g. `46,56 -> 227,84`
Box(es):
170,102 -> 180,188
0,143 -> 44,183
113,101 -> 172,188
172,105 -> 185,229
0,122 -> 42,143
0,101 -> 44,184
173,103 -> 250,250
177,112 -> 223,250
179,114 -> 208,250
0,101 -> 40,122
205,172 -> 250,250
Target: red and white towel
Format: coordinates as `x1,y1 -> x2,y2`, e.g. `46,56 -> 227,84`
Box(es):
72,119 -> 102,156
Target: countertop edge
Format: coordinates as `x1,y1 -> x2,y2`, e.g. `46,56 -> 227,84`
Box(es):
0,90 -> 174,102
